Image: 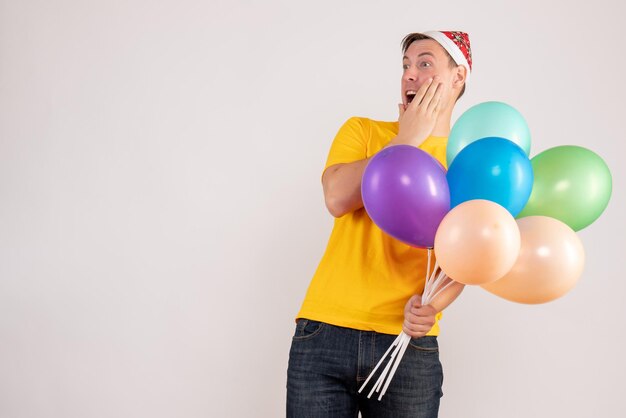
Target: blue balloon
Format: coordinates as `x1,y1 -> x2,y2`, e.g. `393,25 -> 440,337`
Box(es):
447,137 -> 533,217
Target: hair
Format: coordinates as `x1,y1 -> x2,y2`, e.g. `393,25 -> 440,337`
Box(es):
401,33 -> 466,101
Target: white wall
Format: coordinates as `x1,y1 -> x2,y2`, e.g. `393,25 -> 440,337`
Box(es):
1,1 -> 624,417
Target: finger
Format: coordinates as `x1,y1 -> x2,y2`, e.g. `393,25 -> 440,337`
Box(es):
405,330 -> 426,339
404,320 -> 432,334
419,79 -> 441,108
409,78 -> 433,110
431,97 -> 441,116
415,305 -> 438,316
417,317 -> 436,327
408,313 -> 436,327
402,324 -> 413,337
407,308 -> 435,323
407,294 -> 421,307
408,320 -> 434,332
398,103 -> 406,120
410,307 -> 426,317
427,83 -> 444,114
403,321 -> 430,337
403,320 -> 419,334
406,311 -> 419,322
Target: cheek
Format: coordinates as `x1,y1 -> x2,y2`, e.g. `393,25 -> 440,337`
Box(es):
415,75 -> 435,89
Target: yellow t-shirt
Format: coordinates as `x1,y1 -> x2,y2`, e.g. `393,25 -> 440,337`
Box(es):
296,116 -> 448,335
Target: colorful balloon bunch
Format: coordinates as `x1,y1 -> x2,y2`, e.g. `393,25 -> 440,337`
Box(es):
359,101 -> 612,400
362,101 -> 612,304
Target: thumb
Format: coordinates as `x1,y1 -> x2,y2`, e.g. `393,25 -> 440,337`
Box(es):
410,294 -> 422,308
398,103 -> 406,121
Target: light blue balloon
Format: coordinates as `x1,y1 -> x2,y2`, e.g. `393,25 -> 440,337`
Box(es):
447,101 -> 531,166
447,137 -> 534,217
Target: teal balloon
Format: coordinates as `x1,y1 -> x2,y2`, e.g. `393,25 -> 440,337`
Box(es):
447,101 -> 531,166
517,146 -> 612,231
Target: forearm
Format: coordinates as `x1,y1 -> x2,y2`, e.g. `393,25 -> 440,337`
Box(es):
429,281 -> 465,313
323,135 -> 418,218
323,158 -> 370,217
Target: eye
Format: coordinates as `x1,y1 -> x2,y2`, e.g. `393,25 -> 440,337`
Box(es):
420,61 -> 432,68
402,64 -> 409,70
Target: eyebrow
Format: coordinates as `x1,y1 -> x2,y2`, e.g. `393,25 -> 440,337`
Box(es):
403,52 -> 436,60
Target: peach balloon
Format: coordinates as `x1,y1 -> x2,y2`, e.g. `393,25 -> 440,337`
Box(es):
434,200 -> 521,285
481,216 -> 585,304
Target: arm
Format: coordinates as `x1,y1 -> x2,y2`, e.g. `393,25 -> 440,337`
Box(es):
322,158 -> 371,218
323,77 -> 444,218
429,280 -> 465,313
403,280 -> 465,338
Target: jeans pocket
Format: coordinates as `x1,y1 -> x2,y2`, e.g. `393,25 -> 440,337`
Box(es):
408,336 -> 439,353
292,319 -> 325,341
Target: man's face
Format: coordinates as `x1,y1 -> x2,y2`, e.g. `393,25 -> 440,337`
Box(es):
401,39 -> 456,107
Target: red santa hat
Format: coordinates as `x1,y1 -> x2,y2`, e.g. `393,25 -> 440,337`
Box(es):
422,31 -> 472,83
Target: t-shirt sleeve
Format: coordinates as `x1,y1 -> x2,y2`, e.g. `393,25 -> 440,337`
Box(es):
323,117 -> 369,177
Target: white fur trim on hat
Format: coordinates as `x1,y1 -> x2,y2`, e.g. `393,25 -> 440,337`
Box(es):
422,31 -> 471,84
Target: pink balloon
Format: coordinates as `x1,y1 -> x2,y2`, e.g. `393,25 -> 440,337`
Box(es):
481,216 -> 585,304
434,200 -> 521,285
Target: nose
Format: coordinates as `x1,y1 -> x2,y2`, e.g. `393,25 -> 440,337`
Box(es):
403,65 -> 418,82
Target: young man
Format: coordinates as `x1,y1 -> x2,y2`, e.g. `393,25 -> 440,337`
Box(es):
287,31 -> 472,417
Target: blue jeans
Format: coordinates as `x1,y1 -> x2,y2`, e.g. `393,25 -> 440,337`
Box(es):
287,319 -> 443,417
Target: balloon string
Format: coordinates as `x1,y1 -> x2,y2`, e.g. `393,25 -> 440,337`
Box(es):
358,251 -> 451,402
429,275 -> 454,304
424,269 -> 448,305
424,248 -> 432,283
378,334 -> 411,400
423,250 -> 429,302
423,260 -> 439,303
424,265 -> 441,303
429,271 -> 447,301
358,333 -> 402,394
369,333 -> 405,398
359,250 -> 443,401
423,248 -> 432,302
429,261 -> 439,283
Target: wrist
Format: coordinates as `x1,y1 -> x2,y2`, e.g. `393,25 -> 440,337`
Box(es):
394,130 -> 430,147
388,134 -> 422,148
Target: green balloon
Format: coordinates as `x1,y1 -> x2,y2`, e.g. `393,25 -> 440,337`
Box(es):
517,146 -> 612,231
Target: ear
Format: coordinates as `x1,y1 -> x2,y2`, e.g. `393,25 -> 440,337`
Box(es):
452,65 -> 467,89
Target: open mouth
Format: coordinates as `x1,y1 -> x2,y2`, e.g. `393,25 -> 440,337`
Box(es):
406,90 -> 417,104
